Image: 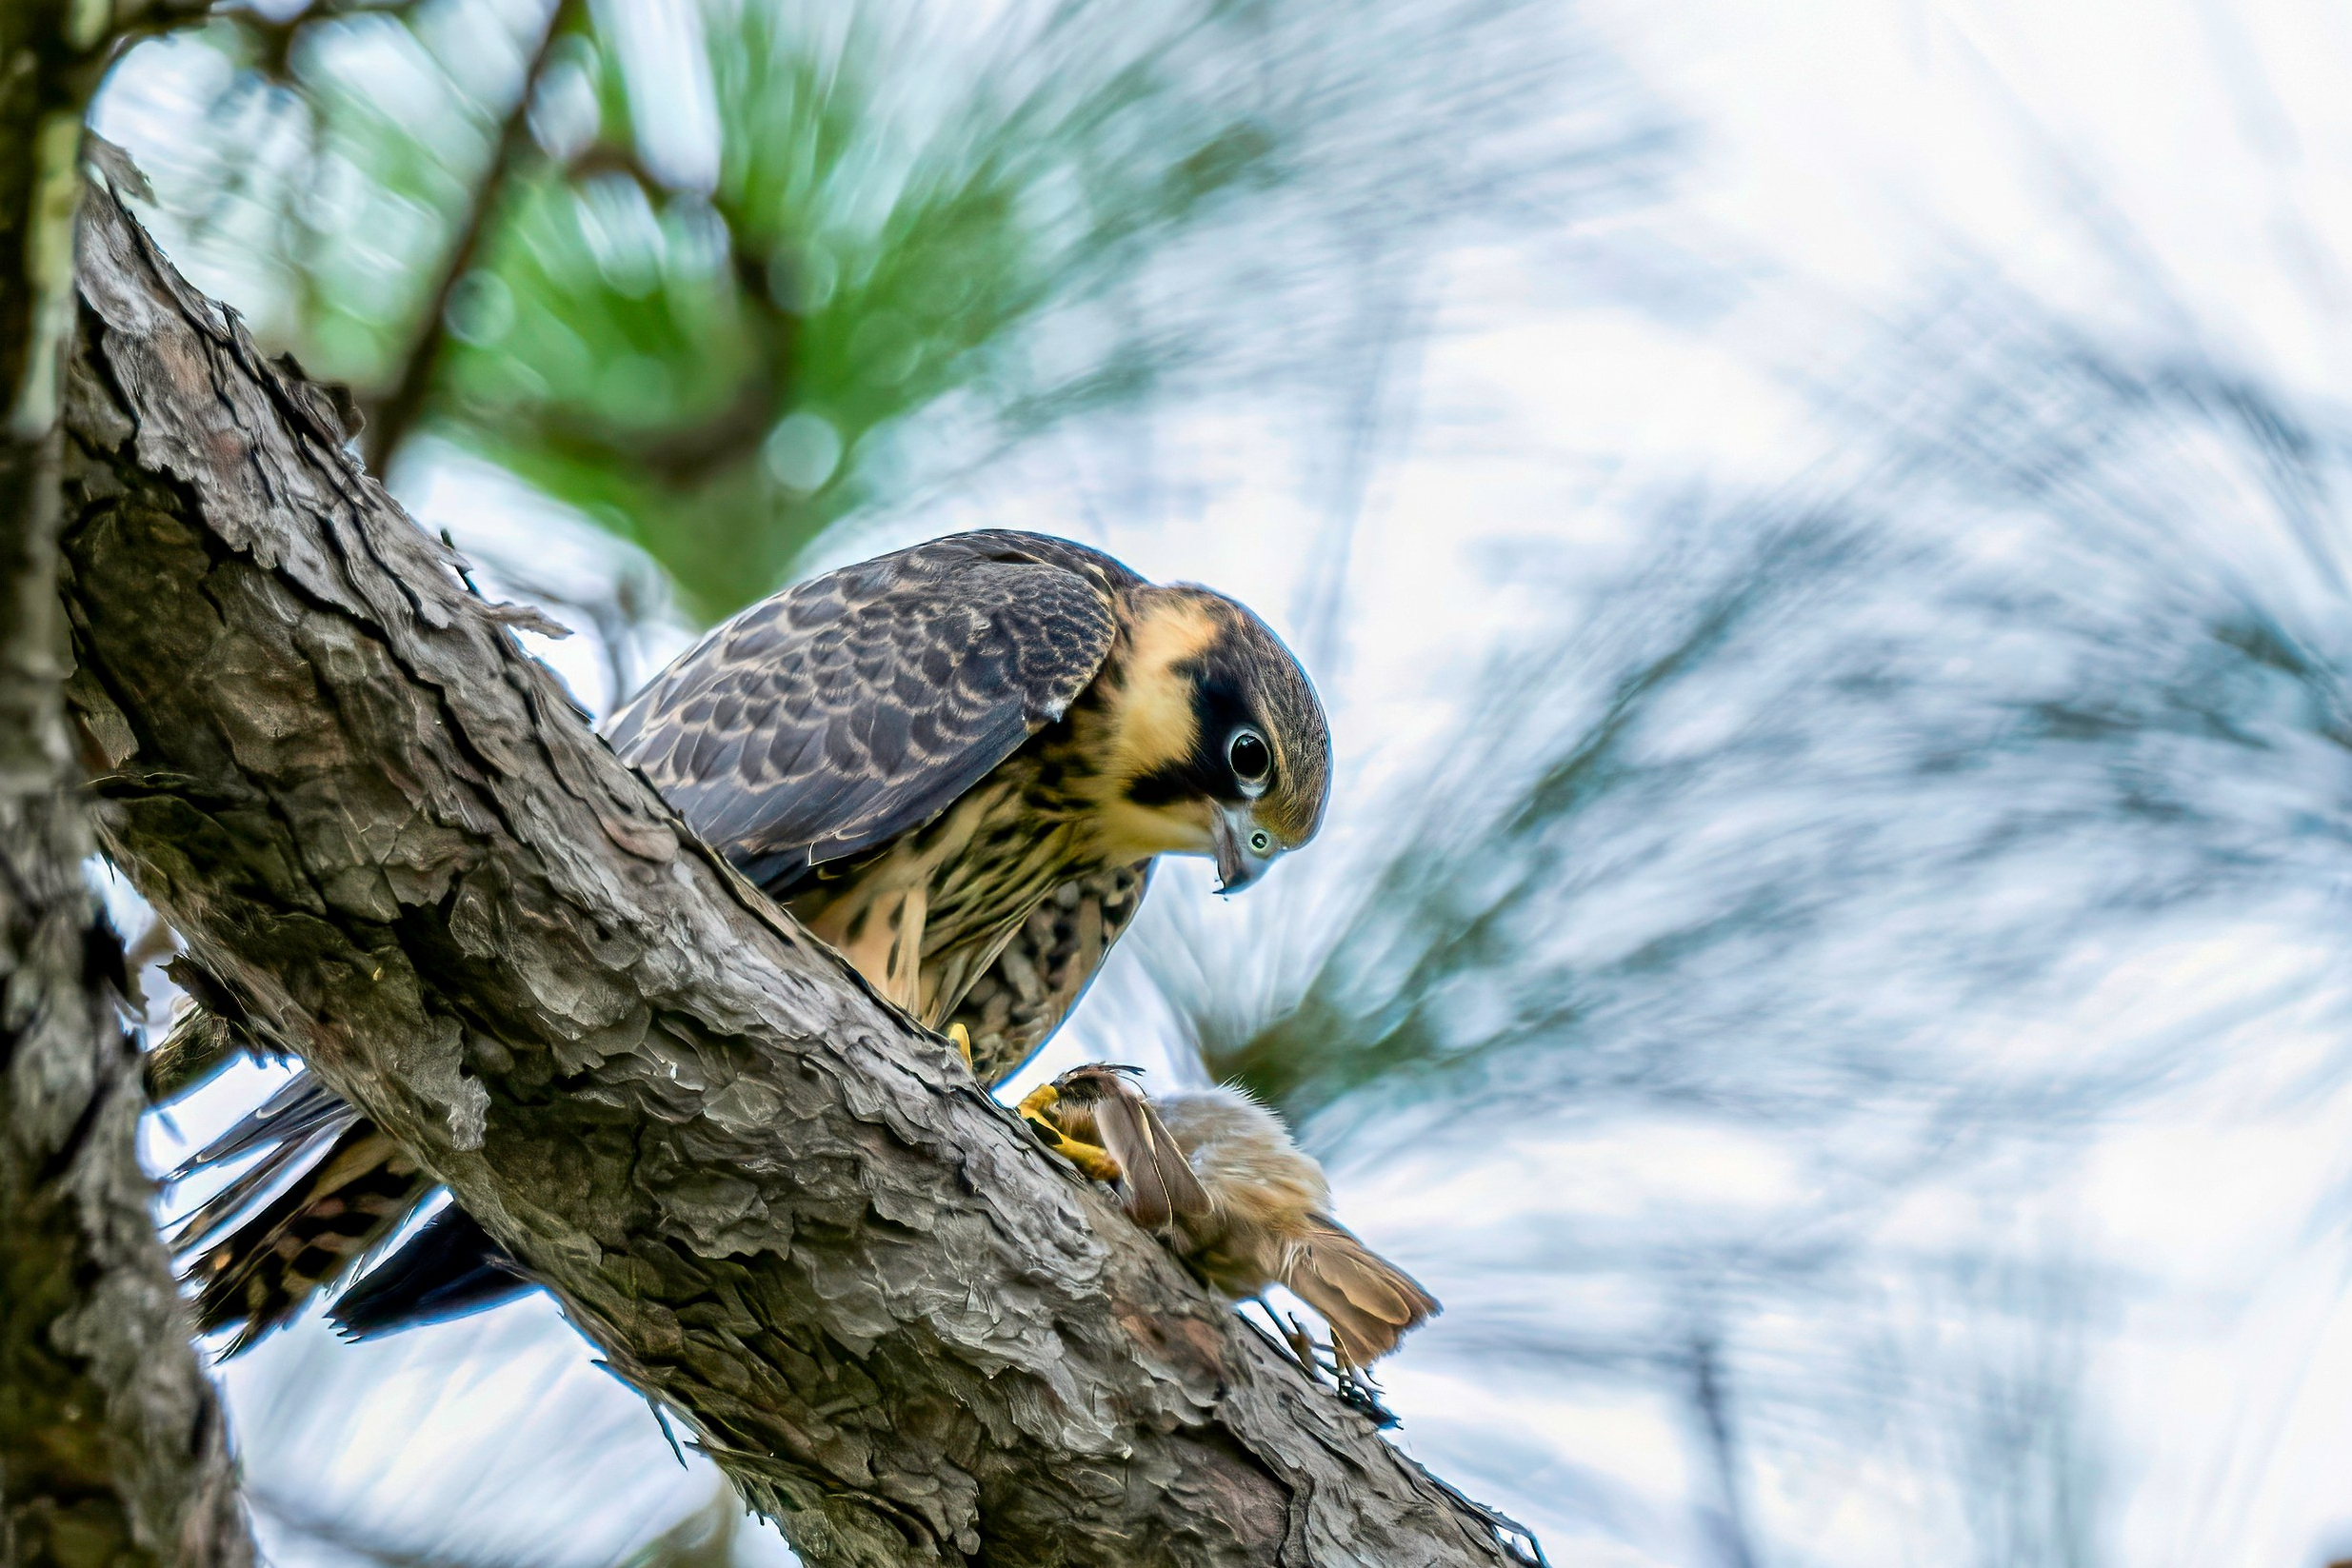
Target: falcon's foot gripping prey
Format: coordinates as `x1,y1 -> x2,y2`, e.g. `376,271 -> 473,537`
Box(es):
171,531 -> 1334,1350
1016,1067 -> 1207,1223
1024,1065 -> 1440,1399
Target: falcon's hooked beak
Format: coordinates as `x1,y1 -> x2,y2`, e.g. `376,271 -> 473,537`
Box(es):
1211,804 -> 1277,894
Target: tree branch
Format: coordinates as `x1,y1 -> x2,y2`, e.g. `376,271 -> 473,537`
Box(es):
3,9 -> 249,1561
361,0 -> 582,473
58,181 -> 1526,1567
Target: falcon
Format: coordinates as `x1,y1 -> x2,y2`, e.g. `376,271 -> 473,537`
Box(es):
171,530 -> 1331,1349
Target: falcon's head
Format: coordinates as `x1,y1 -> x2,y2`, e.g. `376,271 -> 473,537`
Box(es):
1093,586 -> 1331,892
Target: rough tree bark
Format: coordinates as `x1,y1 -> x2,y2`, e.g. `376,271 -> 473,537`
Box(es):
1,8 -> 252,1565
55,183 -> 1529,1567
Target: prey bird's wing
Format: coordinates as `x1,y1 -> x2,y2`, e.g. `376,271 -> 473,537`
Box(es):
1076,1070 -> 1212,1230
606,532 -> 1137,893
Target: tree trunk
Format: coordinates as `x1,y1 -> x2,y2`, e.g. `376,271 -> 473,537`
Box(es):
0,10 -> 252,1565
55,180 -> 1530,1567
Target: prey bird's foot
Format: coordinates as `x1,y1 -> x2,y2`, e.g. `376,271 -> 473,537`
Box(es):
1333,1362 -> 1400,1429
1277,1310 -> 1326,1383
1298,1318 -> 1399,1427
1271,1307 -> 1398,1424
1015,1082 -> 1127,1185
1286,1313 -> 1345,1378
947,1022 -> 974,1072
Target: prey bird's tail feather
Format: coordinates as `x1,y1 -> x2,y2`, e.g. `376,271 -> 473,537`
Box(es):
1282,1215 -> 1440,1368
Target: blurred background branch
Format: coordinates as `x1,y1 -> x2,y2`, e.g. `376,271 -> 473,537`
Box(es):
361,0 -> 585,471
95,0 -> 1667,622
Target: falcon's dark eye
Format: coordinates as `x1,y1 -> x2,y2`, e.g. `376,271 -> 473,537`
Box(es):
1227,728 -> 1271,786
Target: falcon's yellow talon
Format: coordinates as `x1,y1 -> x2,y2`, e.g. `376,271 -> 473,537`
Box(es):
1055,1137 -> 1126,1185
947,1022 -> 973,1071
1017,1082 -> 1068,1150
1014,1082 -> 1126,1184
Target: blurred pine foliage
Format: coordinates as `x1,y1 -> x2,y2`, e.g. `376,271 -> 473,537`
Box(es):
108,0 -> 1664,620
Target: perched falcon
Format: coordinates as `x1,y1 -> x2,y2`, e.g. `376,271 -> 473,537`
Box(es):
172,530 -> 1331,1349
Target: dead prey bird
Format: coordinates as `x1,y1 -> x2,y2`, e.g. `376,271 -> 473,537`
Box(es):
1019,1064 -> 1439,1407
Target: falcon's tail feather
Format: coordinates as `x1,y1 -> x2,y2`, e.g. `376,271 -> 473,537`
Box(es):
168,1116 -> 350,1255
1281,1214 -> 1440,1369
177,1070 -> 354,1172
178,1119 -> 432,1354
332,1204 -> 533,1338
